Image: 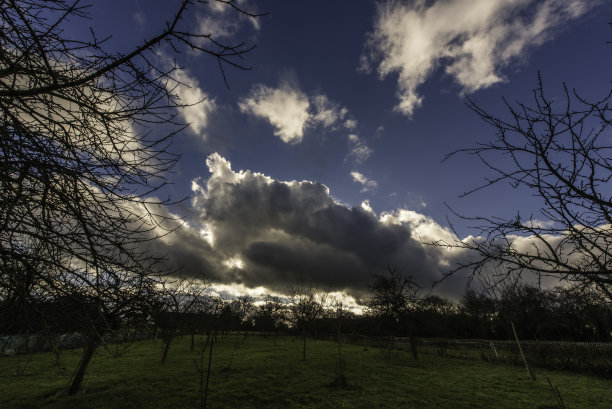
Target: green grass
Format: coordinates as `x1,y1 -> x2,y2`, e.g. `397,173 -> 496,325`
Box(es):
1,335 -> 611,408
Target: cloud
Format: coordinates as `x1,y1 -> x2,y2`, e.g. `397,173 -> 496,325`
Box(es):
310,94 -> 350,129
170,67 -> 216,138
198,0 -> 261,40
344,119 -> 358,130
522,219 -> 558,229
346,134 -> 373,164
152,153 -> 477,300
348,145 -> 374,163
151,156 -> 610,301
133,12 -> 145,28
362,0 -> 596,116
157,53 -> 216,140
238,82 -> 311,143
238,81 -> 356,144
350,171 -> 378,192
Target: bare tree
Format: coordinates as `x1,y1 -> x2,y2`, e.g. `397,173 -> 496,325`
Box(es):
327,297 -> 351,387
368,266 -> 421,360
286,281 -> 326,361
254,295 -> 287,344
0,0 -> 262,395
156,277 -> 210,363
229,295 -> 255,335
441,74 -> 612,300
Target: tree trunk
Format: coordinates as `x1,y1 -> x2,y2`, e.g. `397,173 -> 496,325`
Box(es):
68,337 -> 98,395
203,337 -> 214,409
409,335 -> 418,360
302,329 -> 307,361
161,333 -> 172,364
337,325 -> 344,377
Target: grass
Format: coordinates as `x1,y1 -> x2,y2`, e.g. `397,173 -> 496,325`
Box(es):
1,334 -> 611,408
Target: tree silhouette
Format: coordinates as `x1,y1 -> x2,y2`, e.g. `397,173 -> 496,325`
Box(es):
367,267 -> 421,360
156,277 -> 210,364
441,73 -> 612,300
254,295 -> 287,344
286,281 -> 326,361
0,0 -> 262,395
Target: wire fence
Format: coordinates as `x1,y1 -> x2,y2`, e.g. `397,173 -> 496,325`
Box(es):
4,329 -> 612,377
329,333 -> 612,378
0,330 -> 155,356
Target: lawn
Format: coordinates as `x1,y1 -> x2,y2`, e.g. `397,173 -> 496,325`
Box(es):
1,334 -> 610,408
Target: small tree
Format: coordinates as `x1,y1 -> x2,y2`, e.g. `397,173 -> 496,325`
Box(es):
327,298 -> 353,387
459,290 -> 497,339
368,266 -> 421,360
254,295 -> 287,344
156,277 -> 209,363
286,281 -> 326,361
415,295 -> 455,338
229,295 -> 255,335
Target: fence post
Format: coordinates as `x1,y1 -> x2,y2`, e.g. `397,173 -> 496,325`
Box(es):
511,321 -> 536,381
489,341 -> 499,359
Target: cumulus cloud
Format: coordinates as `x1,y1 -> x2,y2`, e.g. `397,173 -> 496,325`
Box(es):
238,82 -> 311,143
362,0 -> 596,116
149,156 -> 606,301
151,153 -> 478,300
238,81 -> 356,144
350,171 -> 378,192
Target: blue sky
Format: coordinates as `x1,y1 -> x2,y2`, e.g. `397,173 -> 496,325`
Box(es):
84,0 -> 611,303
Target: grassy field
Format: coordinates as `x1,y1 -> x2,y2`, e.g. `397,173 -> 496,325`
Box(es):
1,334 -> 611,409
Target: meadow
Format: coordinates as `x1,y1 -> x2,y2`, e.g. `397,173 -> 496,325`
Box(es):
1,334 -> 611,409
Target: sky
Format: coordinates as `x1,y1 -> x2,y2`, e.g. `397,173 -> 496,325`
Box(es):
82,0 -> 611,305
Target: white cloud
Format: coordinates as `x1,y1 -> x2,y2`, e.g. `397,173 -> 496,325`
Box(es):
346,134 -> 373,164
348,144 -> 374,164
224,255 -> 245,270
198,0 -> 261,40
238,82 -> 310,144
522,219 -> 558,229
239,82 -> 357,144
350,171 -> 378,192
310,94 -> 350,129
362,0 -> 596,116
170,67 -> 216,138
157,53 -> 216,139
344,119 -> 358,130
361,200 -> 375,215
380,209 -> 457,249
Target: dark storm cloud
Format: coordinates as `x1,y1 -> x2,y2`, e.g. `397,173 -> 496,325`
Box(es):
163,152 -> 472,299
244,240 -> 367,289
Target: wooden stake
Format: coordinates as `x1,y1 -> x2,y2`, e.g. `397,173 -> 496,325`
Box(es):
511,321 -> 536,381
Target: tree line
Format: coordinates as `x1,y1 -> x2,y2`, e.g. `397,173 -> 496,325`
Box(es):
3,266 -> 612,392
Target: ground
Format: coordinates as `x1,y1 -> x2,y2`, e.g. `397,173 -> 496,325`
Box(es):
1,334 -> 610,408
